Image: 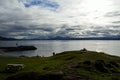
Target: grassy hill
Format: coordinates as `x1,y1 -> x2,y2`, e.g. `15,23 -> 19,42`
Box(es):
0,50 -> 120,80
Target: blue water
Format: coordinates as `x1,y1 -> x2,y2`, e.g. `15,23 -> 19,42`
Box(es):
0,40 -> 120,57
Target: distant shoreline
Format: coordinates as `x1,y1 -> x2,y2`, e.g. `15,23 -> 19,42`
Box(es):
0,39 -> 120,41
0,36 -> 120,41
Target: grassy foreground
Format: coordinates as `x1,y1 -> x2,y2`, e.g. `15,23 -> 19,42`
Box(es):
0,50 -> 120,80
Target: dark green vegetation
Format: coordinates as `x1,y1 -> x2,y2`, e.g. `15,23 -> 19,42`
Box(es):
0,50 -> 120,80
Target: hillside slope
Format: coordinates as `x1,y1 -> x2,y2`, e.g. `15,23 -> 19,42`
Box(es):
0,50 -> 120,80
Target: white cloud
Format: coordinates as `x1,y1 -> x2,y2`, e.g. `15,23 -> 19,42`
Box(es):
0,0 -> 120,39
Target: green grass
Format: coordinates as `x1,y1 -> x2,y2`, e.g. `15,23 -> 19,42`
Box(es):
0,50 -> 120,80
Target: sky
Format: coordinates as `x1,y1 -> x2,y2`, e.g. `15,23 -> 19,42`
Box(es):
0,0 -> 120,39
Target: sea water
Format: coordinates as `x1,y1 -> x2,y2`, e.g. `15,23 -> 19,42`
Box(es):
0,40 -> 120,57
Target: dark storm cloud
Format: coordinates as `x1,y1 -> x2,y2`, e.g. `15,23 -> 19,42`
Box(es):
0,22 -> 120,39
112,21 -> 120,24
82,29 -> 120,37
0,23 -> 56,39
105,11 -> 120,17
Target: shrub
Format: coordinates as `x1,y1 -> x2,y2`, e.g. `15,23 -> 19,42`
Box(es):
95,60 -> 108,73
83,61 -> 91,65
109,61 -> 119,67
6,71 -> 64,80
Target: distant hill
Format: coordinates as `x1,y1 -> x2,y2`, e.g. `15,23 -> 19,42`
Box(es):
30,36 -> 120,40
0,36 -> 16,40
50,36 -> 120,40
0,36 -> 120,40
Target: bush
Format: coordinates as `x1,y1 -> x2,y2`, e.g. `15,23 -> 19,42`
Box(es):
6,71 -> 64,80
83,61 -> 91,65
109,61 -> 119,67
95,60 -> 108,73
106,63 -> 114,68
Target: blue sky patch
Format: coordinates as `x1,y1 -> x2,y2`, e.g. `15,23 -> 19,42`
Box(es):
20,0 -> 59,11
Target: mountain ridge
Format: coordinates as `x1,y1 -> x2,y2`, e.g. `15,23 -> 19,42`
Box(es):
0,36 -> 120,40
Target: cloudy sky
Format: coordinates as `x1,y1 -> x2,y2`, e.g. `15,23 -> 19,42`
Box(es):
0,0 -> 120,39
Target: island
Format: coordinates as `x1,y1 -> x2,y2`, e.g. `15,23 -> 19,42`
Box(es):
0,46 -> 37,52
0,50 -> 119,80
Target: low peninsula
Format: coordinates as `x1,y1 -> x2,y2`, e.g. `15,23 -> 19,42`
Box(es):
0,46 -> 37,52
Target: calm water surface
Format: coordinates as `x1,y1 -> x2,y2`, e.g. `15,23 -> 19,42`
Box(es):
0,40 -> 120,57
